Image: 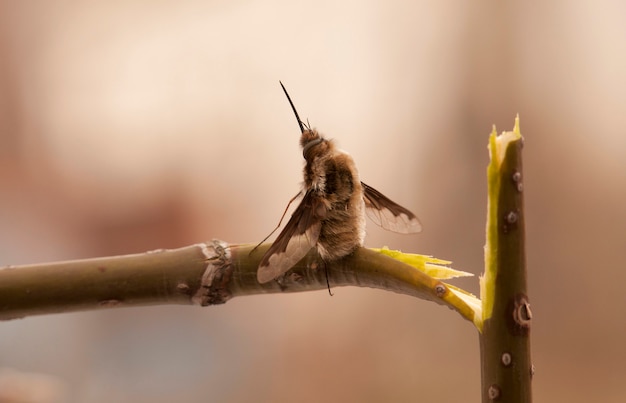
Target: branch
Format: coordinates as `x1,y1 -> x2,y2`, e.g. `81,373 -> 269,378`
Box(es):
0,242 -> 476,323
479,117 -> 533,402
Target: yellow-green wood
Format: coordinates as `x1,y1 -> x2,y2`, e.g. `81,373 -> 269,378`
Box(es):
479,117 -> 532,403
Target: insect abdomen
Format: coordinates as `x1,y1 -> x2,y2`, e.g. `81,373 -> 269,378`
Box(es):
315,153 -> 366,260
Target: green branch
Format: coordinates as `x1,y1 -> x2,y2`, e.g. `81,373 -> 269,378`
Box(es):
0,116 -> 532,403
479,117 -> 533,402
0,243 -> 476,323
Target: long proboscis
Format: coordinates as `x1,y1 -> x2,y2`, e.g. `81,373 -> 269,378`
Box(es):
279,81 -> 305,134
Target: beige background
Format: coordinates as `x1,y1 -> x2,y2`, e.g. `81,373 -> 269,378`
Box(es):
1,1 -> 625,402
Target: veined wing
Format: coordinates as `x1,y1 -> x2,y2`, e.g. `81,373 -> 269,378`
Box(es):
361,182 -> 422,234
257,190 -> 327,283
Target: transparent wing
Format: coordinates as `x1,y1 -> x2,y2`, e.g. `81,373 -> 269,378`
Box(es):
257,191 -> 326,283
361,182 -> 422,234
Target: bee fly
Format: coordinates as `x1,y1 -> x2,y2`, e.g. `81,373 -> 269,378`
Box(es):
256,82 -> 422,284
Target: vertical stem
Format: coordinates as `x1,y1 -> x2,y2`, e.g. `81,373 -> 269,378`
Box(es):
480,118 -> 532,403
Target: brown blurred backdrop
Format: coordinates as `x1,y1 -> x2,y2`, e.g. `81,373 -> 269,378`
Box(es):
1,1 -> 625,402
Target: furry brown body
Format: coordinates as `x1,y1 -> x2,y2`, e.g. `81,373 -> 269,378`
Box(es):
256,83 -> 421,284
300,130 -> 366,261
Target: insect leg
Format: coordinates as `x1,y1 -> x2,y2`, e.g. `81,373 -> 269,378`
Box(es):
325,262 -> 334,296
250,190 -> 303,254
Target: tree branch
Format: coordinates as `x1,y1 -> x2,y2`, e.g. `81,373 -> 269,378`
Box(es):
0,115 -> 533,403
0,242 -> 476,322
479,117 -> 533,402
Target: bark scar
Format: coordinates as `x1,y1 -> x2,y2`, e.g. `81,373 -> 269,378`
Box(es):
192,240 -> 233,306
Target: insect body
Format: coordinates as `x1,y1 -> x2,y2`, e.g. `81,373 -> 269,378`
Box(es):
256,83 -> 421,284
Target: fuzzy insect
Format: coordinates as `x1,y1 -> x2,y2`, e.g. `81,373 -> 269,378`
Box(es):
256,82 -> 421,284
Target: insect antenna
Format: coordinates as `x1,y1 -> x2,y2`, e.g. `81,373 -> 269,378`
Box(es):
279,81 -> 306,134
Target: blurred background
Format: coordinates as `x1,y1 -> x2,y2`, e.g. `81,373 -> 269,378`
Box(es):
1,1 -> 625,402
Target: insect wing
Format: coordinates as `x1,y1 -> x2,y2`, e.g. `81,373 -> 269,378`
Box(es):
257,191 -> 326,283
361,182 -> 422,234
